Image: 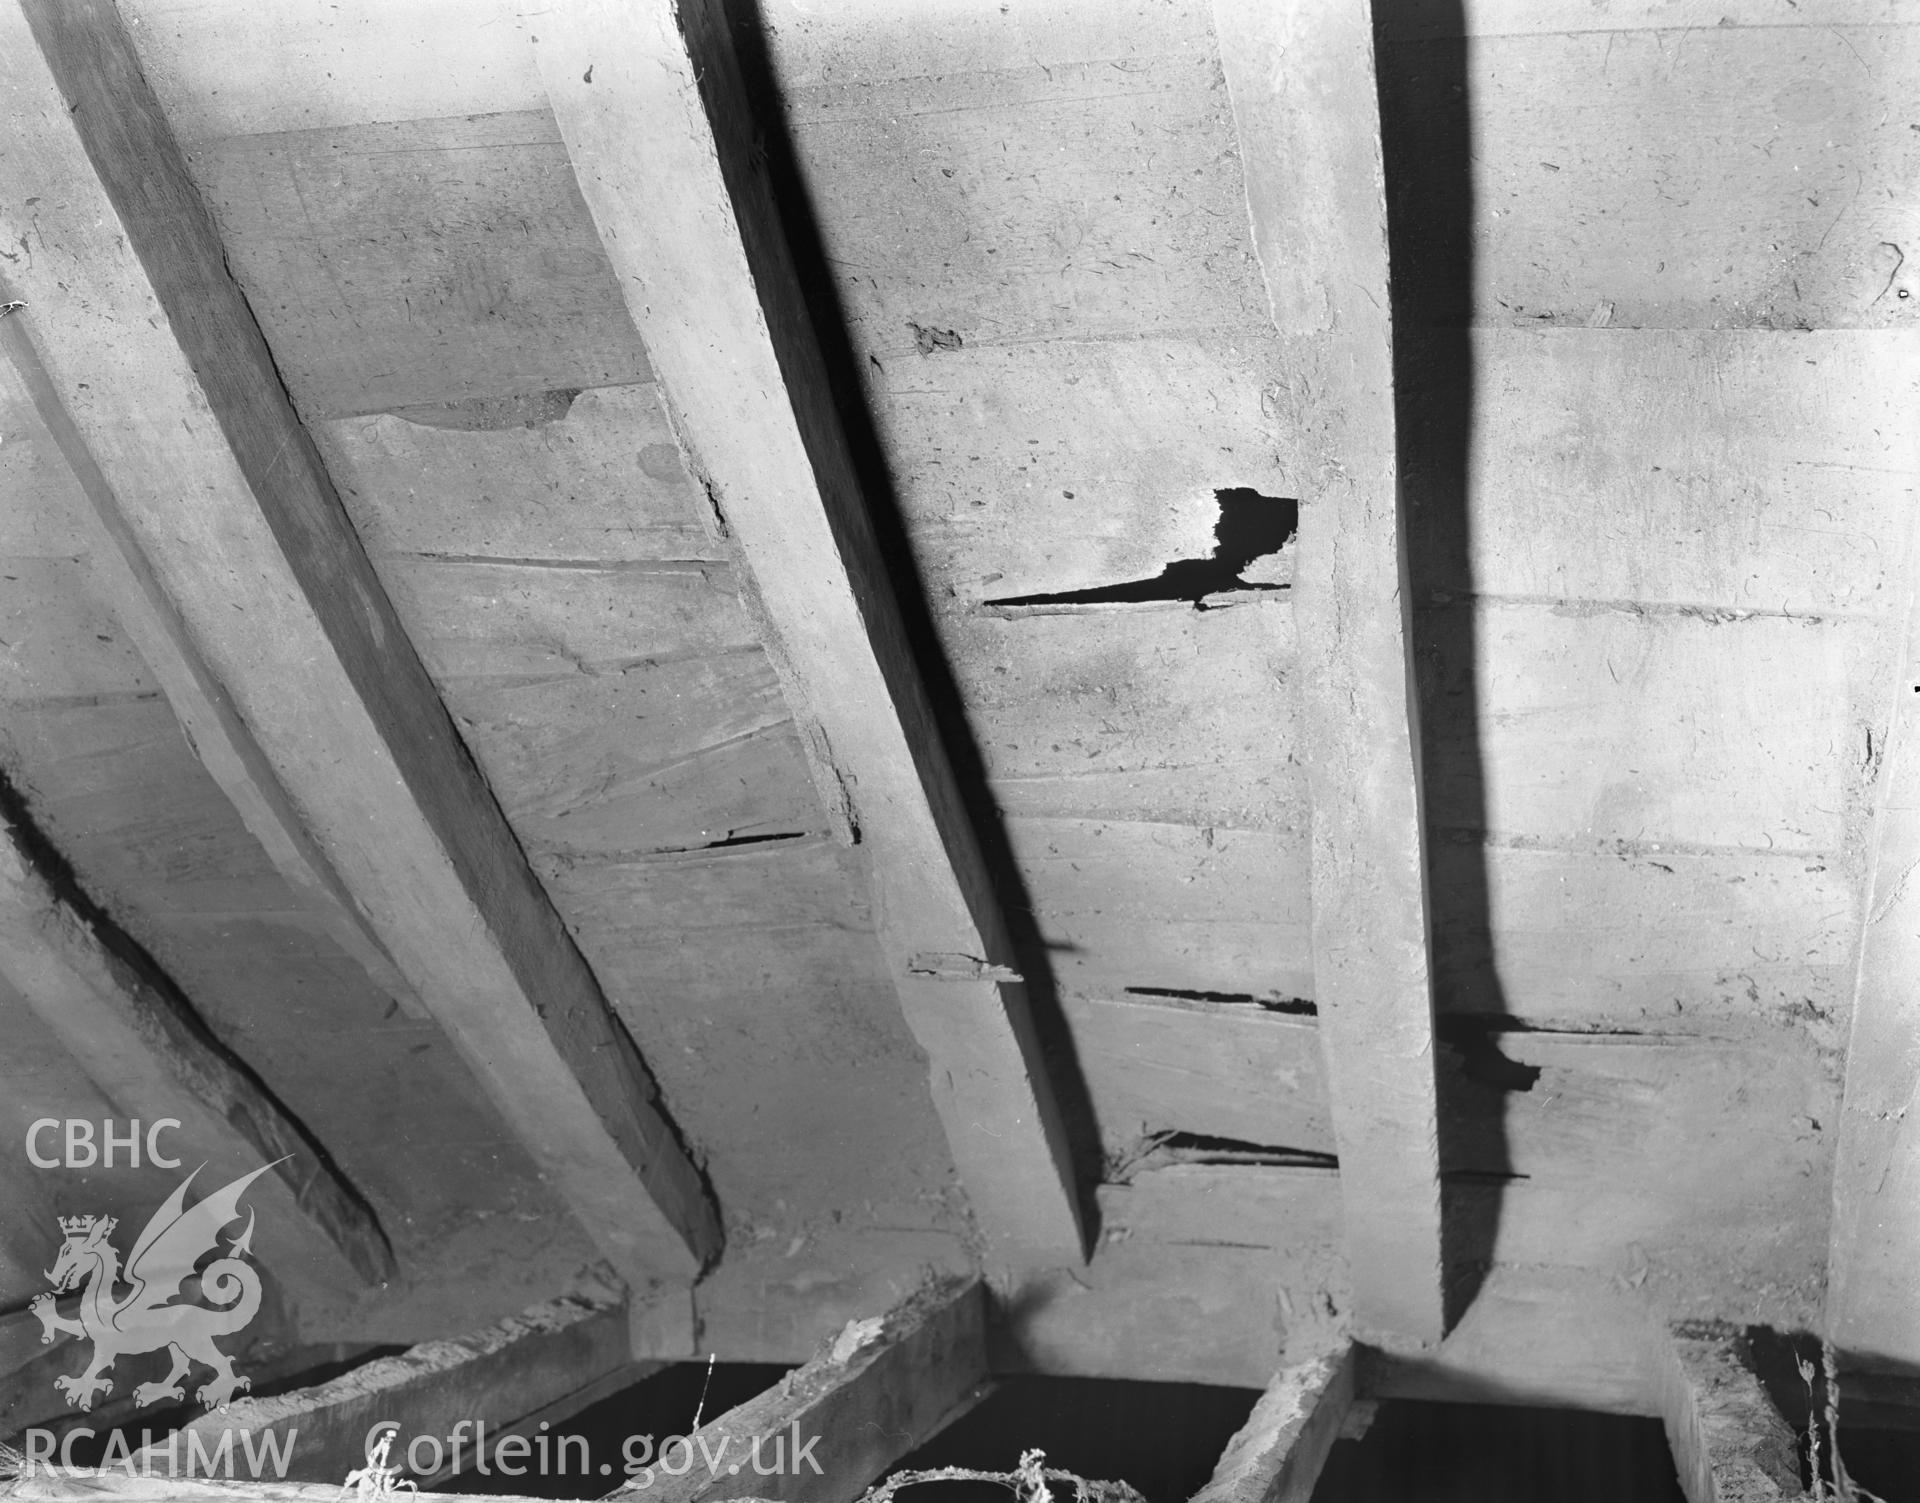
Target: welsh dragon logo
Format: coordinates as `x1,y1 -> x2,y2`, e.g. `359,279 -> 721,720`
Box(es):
30,1162 -> 275,1413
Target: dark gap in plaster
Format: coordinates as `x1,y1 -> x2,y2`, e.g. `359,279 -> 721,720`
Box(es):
697,830 -> 811,851
387,389 -> 582,431
620,830 -> 813,859
1122,986 -> 1316,1016
1440,1168 -> 1530,1184
1111,1129 -> 1338,1175
1377,1 -> 1504,1334
1439,1015 -> 1648,1039
1435,1017 -> 1542,1093
1153,1132 -> 1338,1169
720,0 -> 1107,1235
984,489 -> 1297,609
1447,1037 -> 1542,1094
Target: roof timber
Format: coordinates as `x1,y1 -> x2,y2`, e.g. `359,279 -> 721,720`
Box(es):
614,1279 -> 990,1503
527,0 -> 1087,1261
1827,524 -> 1920,1367
0,287 -> 423,1023
135,1284 -> 646,1485
1189,1344 -> 1355,1503
0,800 -> 394,1289
1214,0 -> 1446,1343
1656,1327 -> 1808,1503
0,0 -> 719,1320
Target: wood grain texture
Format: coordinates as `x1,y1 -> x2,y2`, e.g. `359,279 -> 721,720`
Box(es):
1216,0 -> 1445,1344
870,338 -> 1289,600
1827,522 -> 1920,1367
761,0 -> 1216,93
1378,23 -> 1920,330
768,0 -> 1310,867
2,303 -> 422,1018
0,700 -> 588,1277
782,58 -> 1268,353
1412,329 -> 1920,611
526,841 -> 969,1239
0,0 -> 719,1304
1007,819 -> 1313,1002
954,606 -> 1306,835
1364,1264 -> 1663,1416
1059,994 -> 1333,1156
1452,1034 -> 1836,1330
134,1287 -> 639,1484
1391,0 -> 1910,35
186,112 -> 653,417
314,387 -> 722,563
120,0 -> 544,143
1422,604 -> 1878,854
0,803 -> 395,1287
1435,839 -> 1856,1031
532,0 -> 1085,1260
613,1279 -> 989,1503
366,557 -> 826,857
1658,1327 -> 1807,1503
1189,1344 -> 1354,1503
992,1166 -> 1347,1389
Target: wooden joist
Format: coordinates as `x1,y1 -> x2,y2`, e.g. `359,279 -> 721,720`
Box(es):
528,0 -> 1086,1261
1190,1345 -> 1355,1503
1213,0 -> 1446,1343
1656,1326 -> 1807,1503
0,0 -> 720,1322
132,1286 -> 643,1484
613,1279 -> 990,1503
1827,538 -> 1920,1368
0,802 -> 394,1287
0,283 -> 422,1022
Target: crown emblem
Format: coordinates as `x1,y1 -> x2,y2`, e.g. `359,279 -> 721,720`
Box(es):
58,1214 -> 113,1237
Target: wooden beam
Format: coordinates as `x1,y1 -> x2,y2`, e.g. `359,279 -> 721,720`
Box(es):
1190,1345 -> 1355,1503
131,1286 -> 645,1485
0,801 -> 395,1287
1657,1326 -> 1807,1503
613,1279 -> 990,1503
0,0 -> 720,1321
1827,530 -> 1920,1368
1213,0 -> 1446,1343
0,323 -> 424,1021
527,0 -> 1086,1262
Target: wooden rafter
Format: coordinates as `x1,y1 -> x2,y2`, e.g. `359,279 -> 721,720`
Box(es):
0,0 -> 720,1321
1213,0 -> 1447,1344
135,1285 -> 645,1485
614,1279 -> 990,1503
0,321 -> 423,1021
1827,529 -> 1920,1367
1657,1326 -> 1807,1503
1189,1344 -> 1355,1503
527,0 -> 1087,1262
0,803 -> 395,1287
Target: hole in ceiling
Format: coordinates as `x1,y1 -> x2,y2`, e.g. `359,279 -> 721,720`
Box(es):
1122,986 -> 1316,1016
1109,1130 -> 1339,1180
984,488 -> 1299,610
